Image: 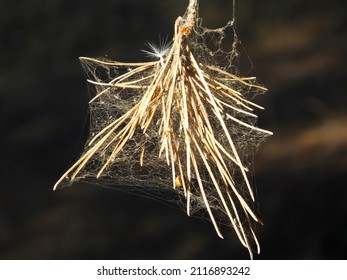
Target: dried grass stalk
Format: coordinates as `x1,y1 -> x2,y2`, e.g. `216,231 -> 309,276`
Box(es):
54,0 -> 272,258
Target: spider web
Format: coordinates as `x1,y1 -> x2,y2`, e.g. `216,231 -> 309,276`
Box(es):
55,2 -> 271,258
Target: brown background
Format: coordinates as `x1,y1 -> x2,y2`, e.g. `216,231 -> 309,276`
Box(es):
1,0 -> 347,259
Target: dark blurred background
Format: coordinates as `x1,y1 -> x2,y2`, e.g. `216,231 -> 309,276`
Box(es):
1,0 -> 347,259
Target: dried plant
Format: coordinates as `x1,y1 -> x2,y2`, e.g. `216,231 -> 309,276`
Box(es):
54,0 -> 272,258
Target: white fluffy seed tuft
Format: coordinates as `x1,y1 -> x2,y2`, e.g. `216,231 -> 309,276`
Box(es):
142,38 -> 172,67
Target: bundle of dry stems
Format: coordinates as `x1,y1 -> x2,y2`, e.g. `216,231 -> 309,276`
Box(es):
54,0 -> 272,258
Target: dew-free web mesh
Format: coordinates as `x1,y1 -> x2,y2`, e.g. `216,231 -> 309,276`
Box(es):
54,0 -> 272,258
